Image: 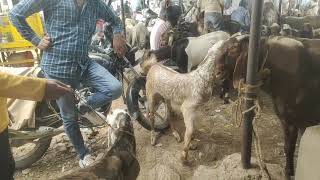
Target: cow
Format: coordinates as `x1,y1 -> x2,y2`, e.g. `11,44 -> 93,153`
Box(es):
281,15 -> 320,30
213,36 -> 320,179
300,23 -> 314,39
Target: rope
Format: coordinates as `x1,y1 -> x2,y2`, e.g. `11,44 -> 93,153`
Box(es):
231,79 -> 271,180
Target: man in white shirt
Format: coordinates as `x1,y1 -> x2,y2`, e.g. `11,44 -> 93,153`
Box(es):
150,0 -> 181,50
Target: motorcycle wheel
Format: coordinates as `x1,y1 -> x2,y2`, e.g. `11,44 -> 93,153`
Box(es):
12,138 -> 52,170
11,101 -> 62,170
126,76 -> 170,131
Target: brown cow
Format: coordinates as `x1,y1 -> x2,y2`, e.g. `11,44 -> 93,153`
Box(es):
214,36 -> 320,179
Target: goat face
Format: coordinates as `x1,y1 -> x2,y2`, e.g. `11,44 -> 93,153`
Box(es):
106,109 -> 130,147
214,36 -> 249,94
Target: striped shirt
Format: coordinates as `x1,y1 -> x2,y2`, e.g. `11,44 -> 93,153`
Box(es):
150,18 -> 170,50
9,0 -> 123,79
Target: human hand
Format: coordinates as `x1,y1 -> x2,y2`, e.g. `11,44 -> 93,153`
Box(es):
37,34 -> 52,50
113,34 -> 127,58
44,79 -> 73,100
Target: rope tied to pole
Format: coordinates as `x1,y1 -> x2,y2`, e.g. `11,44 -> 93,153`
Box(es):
231,79 -> 271,180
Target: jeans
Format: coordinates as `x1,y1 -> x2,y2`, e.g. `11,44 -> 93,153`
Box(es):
45,60 -> 122,159
0,128 -> 15,180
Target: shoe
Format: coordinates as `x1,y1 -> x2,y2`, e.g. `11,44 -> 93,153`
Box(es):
79,154 -> 96,168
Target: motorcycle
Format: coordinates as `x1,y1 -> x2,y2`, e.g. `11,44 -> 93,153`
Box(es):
9,45 -> 138,170
125,17 -> 202,132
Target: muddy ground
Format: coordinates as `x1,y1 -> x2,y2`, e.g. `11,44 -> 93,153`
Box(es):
14,90 -> 293,180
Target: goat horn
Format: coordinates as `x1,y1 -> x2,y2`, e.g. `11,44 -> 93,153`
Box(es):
234,34 -> 250,41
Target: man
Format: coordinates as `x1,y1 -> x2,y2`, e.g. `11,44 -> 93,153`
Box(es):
150,0 -> 181,50
9,0 -> 127,168
231,0 -> 250,32
197,0 -> 224,33
0,72 -> 71,179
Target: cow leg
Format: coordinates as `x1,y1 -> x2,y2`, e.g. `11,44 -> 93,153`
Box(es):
283,123 -> 298,178
180,101 -> 196,163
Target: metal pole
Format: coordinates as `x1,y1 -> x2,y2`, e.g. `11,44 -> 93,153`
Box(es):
278,0 -> 283,24
120,0 -> 126,38
241,0 -> 264,169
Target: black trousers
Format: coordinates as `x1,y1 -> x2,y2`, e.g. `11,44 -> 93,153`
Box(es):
0,128 -> 15,180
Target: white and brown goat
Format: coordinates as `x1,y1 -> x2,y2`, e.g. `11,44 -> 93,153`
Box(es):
145,40 -> 233,162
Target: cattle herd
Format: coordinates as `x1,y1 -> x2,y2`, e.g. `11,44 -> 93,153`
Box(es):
119,1 -> 320,179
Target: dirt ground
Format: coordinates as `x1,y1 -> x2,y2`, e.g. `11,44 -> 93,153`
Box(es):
14,90 -> 293,180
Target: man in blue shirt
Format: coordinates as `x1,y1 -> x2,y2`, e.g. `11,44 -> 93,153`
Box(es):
9,0 -> 127,168
231,0 -> 251,32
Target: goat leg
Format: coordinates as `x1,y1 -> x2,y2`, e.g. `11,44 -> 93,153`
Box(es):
149,112 -> 157,146
283,123 -> 298,178
180,103 -> 195,163
167,101 -> 182,143
147,91 -> 157,146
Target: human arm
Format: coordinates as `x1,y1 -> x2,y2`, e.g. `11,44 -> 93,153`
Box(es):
0,72 -> 72,101
97,1 -> 127,57
9,0 -> 50,47
244,10 -> 251,28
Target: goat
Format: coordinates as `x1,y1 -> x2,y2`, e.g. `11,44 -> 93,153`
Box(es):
145,40 -> 233,163
106,109 -> 130,148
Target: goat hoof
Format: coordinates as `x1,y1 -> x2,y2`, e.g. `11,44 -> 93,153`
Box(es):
150,131 -> 157,146
180,151 -> 188,161
180,155 -> 192,166
284,175 -> 294,180
285,170 -> 295,180
172,131 -> 182,142
189,142 -> 198,150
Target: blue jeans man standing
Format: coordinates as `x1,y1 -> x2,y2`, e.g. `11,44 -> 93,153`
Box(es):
10,0 -> 127,168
